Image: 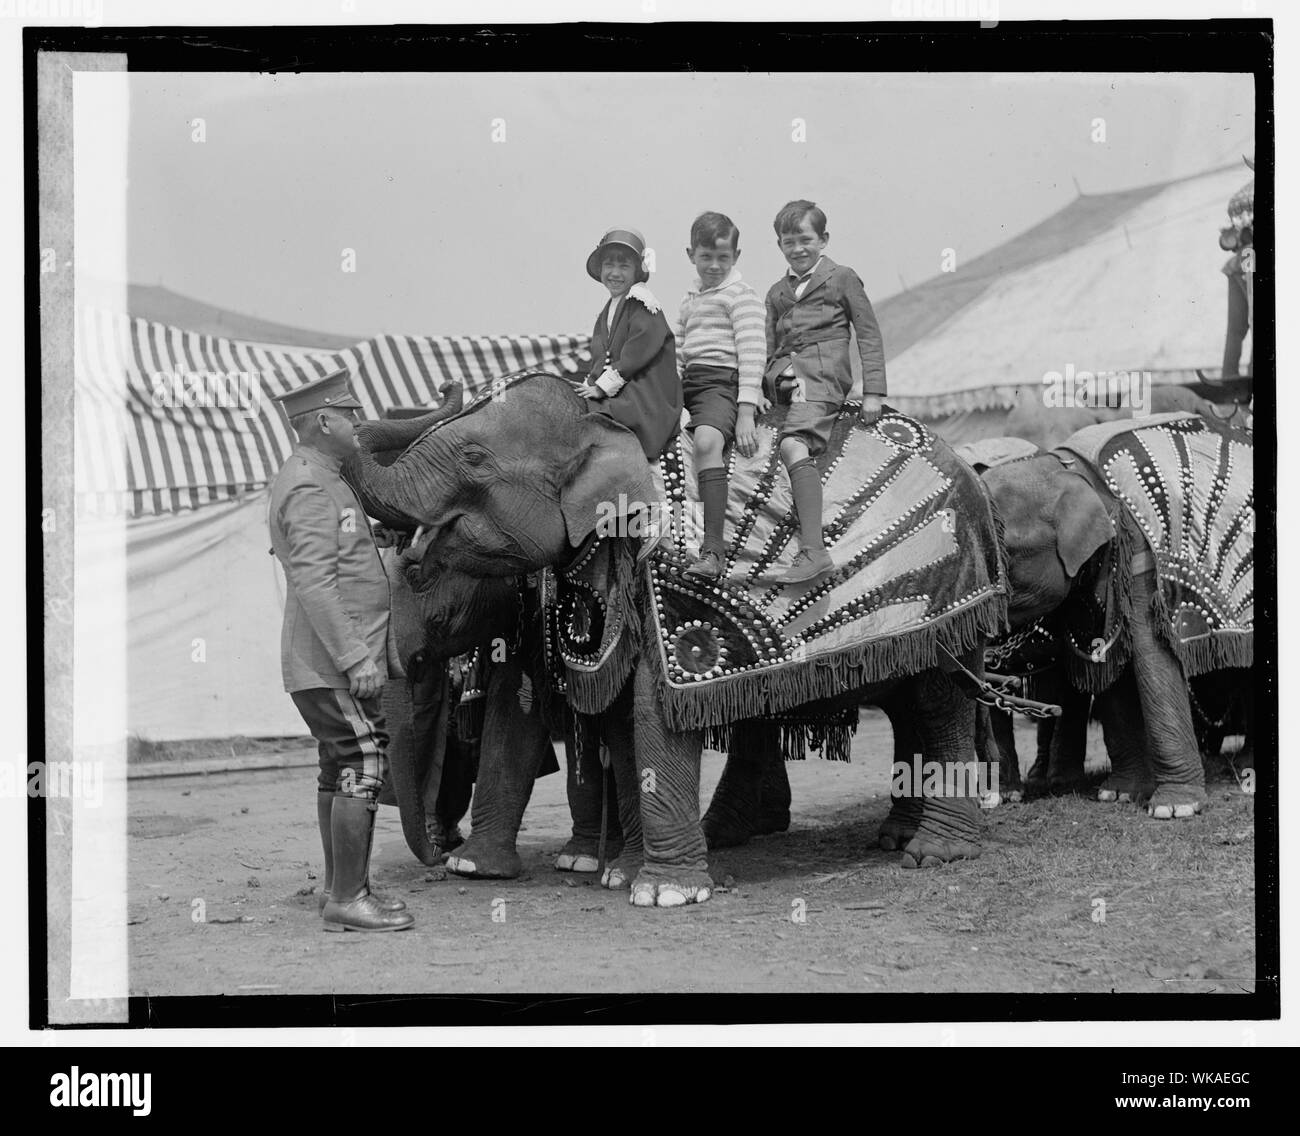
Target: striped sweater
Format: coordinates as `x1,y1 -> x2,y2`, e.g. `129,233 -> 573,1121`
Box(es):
671,269 -> 767,406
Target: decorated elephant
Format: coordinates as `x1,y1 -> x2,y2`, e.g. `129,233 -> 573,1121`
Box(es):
346,372 -> 1010,907
360,395 -> 579,879
976,412 -> 1254,818
705,411 -> 1256,841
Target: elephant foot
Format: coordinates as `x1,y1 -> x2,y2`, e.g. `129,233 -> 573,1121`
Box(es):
422,820 -> 465,861
979,788 -> 1022,809
878,797 -> 922,851
702,806 -> 755,850
1022,776 -> 1051,801
599,856 -> 639,891
445,836 -> 522,880
898,797 -> 982,868
556,835 -> 624,873
1147,783 -> 1206,820
900,832 -> 982,869
703,802 -> 789,849
1097,775 -> 1155,805
629,867 -> 713,908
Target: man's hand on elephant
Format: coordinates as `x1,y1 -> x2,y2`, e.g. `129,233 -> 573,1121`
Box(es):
735,405 -> 760,458
347,656 -> 382,700
859,394 -> 884,427
577,384 -> 605,401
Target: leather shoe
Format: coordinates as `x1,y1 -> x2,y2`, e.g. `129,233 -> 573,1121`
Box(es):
777,547 -> 834,586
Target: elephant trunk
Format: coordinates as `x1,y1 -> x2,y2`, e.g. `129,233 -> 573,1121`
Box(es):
344,383 -> 465,530
368,384 -> 465,457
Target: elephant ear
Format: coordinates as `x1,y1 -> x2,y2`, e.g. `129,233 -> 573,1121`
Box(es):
559,412 -> 657,549
1055,473 -> 1115,577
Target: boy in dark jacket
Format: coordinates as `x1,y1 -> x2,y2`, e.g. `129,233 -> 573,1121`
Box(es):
764,200 -> 887,584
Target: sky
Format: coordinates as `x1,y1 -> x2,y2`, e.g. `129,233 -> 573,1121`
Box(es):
85,70 -> 1254,339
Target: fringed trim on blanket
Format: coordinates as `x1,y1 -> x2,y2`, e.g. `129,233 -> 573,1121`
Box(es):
650,591 -> 1006,733
887,385 -> 1022,418
702,710 -> 860,764
1149,579 -> 1255,679
561,539 -> 642,715
1062,507 -> 1138,694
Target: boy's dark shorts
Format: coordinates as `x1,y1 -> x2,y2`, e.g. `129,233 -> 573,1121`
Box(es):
682,364 -> 739,445
767,370 -> 853,460
781,401 -> 842,458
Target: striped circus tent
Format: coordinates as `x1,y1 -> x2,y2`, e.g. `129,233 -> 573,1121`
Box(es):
74,304 -> 592,517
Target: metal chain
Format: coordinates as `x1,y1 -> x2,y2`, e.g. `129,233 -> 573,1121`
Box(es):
974,686 -> 1059,720
1188,684 -> 1234,730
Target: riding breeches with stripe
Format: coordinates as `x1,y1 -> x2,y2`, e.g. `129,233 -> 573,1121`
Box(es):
291,688 -> 389,798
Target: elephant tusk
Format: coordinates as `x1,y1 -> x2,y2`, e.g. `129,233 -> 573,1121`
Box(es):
411,525 -> 428,548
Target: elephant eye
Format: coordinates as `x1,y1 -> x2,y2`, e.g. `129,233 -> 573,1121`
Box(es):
462,447 -> 487,466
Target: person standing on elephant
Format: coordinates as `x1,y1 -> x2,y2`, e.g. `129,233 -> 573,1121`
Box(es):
1219,155 -> 1254,379
764,200 -> 887,584
578,227 -> 683,464
268,368 -> 413,933
672,211 -> 769,580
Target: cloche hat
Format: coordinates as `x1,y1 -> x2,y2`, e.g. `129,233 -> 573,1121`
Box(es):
586,227 -> 652,283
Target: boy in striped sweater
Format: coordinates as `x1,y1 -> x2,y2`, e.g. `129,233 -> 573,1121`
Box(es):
672,212 -> 769,579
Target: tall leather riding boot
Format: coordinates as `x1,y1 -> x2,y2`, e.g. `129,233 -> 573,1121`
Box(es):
322,796 -> 414,933
316,793 -> 406,915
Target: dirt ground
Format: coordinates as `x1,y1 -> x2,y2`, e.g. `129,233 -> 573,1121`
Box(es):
127,711 -> 1257,997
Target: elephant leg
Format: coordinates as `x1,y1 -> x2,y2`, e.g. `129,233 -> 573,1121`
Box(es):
899,661 -> 983,869
445,651 -> 553,879
1023,716 -> 1054,799
1046,683 -> 1092,795
625,657 -> 712,907
557,712 -> 624,871
596,683 -> 645,891
1128,570 -> 1206,818
976,704 -> 1020,808
880,689 -> 929,847
383,661 -> 452,867
1021,667 -> 1079,798
878,691 -> 924,850
702,718 -> 779,849
1236,678 -> 1255,793
434,731 -> 473,846
1095,667 -> 1155,803
758,732 -> 792,834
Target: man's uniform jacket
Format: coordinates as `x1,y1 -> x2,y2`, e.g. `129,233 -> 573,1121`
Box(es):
268,445 -> 390,693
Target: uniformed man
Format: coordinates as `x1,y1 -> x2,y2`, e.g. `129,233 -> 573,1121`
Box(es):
268,368 -> 414,932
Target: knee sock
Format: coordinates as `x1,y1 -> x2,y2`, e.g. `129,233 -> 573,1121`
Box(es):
787,457 -> 825,550
697,466 -> 729,554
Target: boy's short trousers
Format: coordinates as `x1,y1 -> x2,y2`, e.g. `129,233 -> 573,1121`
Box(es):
768,368 -> 854,459
682,364 -> 739,445
780,401 -> 842,458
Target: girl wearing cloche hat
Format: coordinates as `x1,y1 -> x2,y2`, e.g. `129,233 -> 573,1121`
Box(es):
578,227 -> 683,462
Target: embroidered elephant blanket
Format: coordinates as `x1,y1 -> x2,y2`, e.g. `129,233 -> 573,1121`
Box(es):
1056,412 -> 1253,680
548,403 -> 1008,748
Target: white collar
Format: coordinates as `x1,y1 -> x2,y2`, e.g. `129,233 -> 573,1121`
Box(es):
691,267 -> 742,295
788,256 -> 825,281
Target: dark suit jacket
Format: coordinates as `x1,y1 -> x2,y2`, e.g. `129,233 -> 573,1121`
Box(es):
764,256 -> 887,400
268,445 -> 391,693
587,292 -> 683,461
